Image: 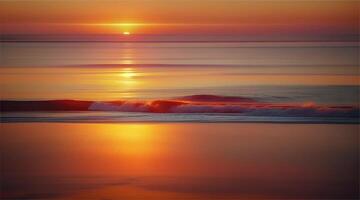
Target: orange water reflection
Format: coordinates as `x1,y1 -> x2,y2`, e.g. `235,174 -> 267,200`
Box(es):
1,123 -> 358,199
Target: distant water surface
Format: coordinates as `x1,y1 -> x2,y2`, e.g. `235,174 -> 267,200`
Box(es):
1,42 -> 359,101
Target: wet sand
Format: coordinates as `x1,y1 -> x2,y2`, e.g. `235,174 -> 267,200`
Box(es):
1,123 -> 359,199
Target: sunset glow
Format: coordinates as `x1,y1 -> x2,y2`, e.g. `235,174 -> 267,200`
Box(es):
1,1 -> 358,37
1,1 -> 359,200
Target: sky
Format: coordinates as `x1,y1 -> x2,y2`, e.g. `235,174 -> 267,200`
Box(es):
0,0 -> 359,40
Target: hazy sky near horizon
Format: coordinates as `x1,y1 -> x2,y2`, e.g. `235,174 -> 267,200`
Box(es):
1,0 -> 359,39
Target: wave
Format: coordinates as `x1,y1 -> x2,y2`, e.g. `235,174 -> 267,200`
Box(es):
1,95 -> 358,119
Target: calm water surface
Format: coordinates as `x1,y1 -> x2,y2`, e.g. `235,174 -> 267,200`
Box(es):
1,41 -> 358,102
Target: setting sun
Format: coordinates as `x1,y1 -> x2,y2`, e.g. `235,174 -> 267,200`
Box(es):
123,31 -> 131,35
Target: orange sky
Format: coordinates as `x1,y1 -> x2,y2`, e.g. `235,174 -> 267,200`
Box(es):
0,0 -> 358,35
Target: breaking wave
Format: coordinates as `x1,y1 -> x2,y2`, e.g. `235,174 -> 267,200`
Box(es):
1,95 -> 358,119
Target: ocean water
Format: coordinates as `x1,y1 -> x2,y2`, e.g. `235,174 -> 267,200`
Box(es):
1,41 -> 359,123
1,41 -> 359,199
2,41 -> 359,67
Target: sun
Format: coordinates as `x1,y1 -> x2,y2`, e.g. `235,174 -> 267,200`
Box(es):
123,31 -> 131,35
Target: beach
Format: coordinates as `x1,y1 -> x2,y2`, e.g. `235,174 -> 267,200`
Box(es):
1,122 -> 358,199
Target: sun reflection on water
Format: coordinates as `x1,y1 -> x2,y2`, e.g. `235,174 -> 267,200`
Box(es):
98,124 -> 166,174
120,68 -> 136,78
113,124 -> 157,156
115,68 -> 140,98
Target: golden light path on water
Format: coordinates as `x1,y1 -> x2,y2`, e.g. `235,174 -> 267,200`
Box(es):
117,67 -> 139,98
0,65 -> 359,100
